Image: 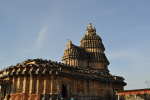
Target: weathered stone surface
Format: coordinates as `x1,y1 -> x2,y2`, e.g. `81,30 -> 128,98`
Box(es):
0,22 -> 126,100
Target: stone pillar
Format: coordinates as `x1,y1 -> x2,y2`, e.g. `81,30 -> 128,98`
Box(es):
23,75 -> 29,93
36,75 -> 41,94
49,79 -> 51,94
11,76 -> 16,94
4,84 -> 11,100
51,76 -> 56,94
42,74 -> 50,100
44,75 -> 50,94
20,76 -> 24,93
56,82 -> 60,94
39,76 -> 44,94
29,74 -> 36,94
50,76 -> 55,100
50,77 -> 53,94
16,76 -> 20,93
29,76 -> 32,93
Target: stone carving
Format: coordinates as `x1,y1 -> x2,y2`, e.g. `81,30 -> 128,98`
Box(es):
0,22 -> 126,100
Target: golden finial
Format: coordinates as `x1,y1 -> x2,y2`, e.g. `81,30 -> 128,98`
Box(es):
89,21 -> 92,28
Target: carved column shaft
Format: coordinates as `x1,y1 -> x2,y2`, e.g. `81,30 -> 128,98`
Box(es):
36,75 -> 41,94
43,75 -> 50,93
51,76 -> 54,94
16,76 -> 20,93
23,75 -> 29,93
39,75 -> 44,94
20,77 -> 24,93
11,76 -> 16,93
29,74 -> 36,93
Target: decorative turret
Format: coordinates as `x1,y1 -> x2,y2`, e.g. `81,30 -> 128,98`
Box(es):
66,39 -> 72,49
80,22 -> 105,53
86,22 -> 96,35
89,21 -> 92,28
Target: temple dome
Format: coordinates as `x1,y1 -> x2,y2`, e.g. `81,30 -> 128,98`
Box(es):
80,22 -> 105,52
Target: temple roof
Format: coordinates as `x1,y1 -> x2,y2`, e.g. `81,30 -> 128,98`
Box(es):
0,58 -> 126,85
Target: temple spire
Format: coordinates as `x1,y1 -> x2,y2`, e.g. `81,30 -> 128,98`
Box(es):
89,21 -> 92,28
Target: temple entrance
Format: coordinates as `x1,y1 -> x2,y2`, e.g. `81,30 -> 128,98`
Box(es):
62,84 -> 67,98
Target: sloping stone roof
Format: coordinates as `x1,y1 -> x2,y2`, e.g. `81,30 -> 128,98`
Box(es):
0,58 -> 126,85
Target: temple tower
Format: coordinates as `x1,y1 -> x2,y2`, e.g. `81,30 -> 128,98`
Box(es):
62,22 -> 109,73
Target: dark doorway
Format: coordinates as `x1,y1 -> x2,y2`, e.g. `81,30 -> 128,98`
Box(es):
4,86 -> 6,98
62,84 -> 67,98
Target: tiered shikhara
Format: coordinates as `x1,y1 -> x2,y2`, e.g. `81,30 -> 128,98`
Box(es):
0,22 -> 126,100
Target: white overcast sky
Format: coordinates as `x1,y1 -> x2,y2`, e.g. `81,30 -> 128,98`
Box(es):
0,0 -> 150,90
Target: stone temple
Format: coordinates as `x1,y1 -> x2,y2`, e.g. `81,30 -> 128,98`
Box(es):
0,22 -> 126,100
